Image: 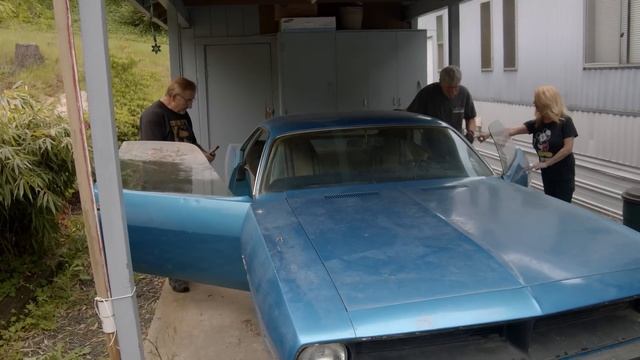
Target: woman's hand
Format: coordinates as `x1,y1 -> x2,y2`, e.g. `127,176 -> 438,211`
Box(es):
529,161 -> 548,170
476,132 -> 490,143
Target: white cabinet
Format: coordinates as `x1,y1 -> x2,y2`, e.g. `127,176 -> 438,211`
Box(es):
336,32 -> 369,111
278,32 -> 336,115
279,30 -> 427,115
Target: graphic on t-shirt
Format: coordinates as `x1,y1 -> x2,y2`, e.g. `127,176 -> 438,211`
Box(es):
535,129 -> 552,159
169,119 -> 192,142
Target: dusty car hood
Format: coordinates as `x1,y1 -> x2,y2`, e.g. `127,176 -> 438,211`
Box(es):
285,178 -> 640,319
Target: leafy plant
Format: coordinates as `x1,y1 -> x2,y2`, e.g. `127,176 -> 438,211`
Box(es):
0,83 -> 76,256
110,55 -> 156,143
0,0 -> 55,30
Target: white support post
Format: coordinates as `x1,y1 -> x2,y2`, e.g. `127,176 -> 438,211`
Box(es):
77,1 -> 144,358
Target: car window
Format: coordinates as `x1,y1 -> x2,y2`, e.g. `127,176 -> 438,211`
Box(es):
262,126 -> 493,192
119,141 -> 224,195
243,130 -> 268,189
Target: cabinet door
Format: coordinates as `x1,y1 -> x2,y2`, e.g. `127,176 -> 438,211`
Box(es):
397,31 -> 428,110
336,32 -> 369,111
279,32 -> 336,115
367,32 -> 398,110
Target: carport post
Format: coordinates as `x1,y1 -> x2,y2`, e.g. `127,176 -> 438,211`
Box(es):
77,1 -> 144,358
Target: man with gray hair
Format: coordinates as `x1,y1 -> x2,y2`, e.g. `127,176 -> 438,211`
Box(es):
407,65 -> 477,143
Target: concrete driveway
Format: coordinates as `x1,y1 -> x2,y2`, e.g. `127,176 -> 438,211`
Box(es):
144,282 -> 273,360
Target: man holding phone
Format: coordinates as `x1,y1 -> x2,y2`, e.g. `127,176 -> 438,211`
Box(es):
139,76 -> 218,292
140,77 -> 218,163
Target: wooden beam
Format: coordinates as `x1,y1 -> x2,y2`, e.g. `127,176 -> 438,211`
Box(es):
128,0 -> 169,29
52,0 -> 120,358
184,0 -> 403,5
157,0 -> 191,27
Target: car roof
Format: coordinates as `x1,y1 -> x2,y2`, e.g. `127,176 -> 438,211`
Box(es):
262,111 -> 449,138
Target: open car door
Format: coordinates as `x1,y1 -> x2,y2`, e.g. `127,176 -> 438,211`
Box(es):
118,141 -> 251,290
488,121 -> 529,187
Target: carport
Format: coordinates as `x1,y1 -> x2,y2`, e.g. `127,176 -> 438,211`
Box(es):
129,0 -> 464,166
63,0 -> 463,358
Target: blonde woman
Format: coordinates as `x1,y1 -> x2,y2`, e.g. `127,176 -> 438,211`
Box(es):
480,86 -> 578,202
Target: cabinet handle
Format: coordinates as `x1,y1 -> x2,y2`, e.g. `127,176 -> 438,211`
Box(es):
363,97 -> 368,108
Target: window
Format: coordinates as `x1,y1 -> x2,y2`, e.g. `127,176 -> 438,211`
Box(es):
585,0 -> 640,65
436,15 -> 445,70
503,0 -> 517,69
262,127 -> 492,192
480,1 -> 493,70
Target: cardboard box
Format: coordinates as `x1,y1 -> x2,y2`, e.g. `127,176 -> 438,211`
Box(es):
279,17 -> 336,32
274,4 -> 317,21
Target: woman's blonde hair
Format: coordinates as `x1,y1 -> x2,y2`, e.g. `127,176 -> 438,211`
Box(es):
534,85 -> 567,124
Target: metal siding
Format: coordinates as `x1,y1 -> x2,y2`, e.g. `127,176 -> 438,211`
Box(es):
191,7 -> 211,37
416,7 -> 448,82
475,101 -> 640,220
226,6 -> 245,37
460,0 -> 640,115
243,5 -> 259,36
211,6 -> 228,37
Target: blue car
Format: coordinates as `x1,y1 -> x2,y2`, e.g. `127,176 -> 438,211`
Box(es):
120,112 -> 640,360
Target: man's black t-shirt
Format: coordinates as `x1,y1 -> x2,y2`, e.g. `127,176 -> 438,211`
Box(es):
524,116 -> 578,181
139,100 -> 199,146
406,82 -> 477,133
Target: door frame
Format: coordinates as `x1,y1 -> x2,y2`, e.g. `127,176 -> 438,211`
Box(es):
194,36 -> 279,150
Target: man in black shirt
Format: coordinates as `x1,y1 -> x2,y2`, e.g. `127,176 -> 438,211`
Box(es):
139,77 -> 215,162
139,77 -> 214,293
407,65 -> 477,143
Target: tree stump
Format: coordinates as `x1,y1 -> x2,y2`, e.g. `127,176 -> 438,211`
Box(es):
15,43 -> 44,70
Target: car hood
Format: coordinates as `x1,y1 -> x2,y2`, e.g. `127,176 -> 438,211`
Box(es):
285,178 -> 640,331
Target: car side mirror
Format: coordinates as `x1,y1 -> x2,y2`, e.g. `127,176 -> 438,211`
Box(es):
236,163 -> 246,181
228,163 -> 252,197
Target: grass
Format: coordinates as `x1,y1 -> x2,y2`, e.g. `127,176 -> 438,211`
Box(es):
0,25 -> 169,100
0,215 -> 93,359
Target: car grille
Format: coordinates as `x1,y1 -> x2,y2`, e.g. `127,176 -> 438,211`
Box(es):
347,300 -> 640,360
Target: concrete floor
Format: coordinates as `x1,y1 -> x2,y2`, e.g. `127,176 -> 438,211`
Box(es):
144,281 -> 273,360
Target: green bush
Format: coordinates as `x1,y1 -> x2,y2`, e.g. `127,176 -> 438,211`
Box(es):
0,0 -> 55,30
0,84 -> 76,256
110,55 -> 156,143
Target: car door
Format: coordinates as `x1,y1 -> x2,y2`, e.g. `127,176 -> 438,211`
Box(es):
488,120 -> 529,187
118,141 -> 253,290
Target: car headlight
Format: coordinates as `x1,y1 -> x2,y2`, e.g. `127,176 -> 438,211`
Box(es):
297,343 -> 347,360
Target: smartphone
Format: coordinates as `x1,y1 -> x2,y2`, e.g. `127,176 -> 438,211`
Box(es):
208,145 -> 220,156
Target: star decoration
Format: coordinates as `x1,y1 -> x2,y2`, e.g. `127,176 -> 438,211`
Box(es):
151,43 -> 161,54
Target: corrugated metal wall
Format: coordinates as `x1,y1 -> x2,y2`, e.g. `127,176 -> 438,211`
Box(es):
450,0 -> 640,219
474,101 -> 640,220
459,0 -> 640,116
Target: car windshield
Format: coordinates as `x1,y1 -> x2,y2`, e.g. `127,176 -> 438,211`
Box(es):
262,126 -> 493,192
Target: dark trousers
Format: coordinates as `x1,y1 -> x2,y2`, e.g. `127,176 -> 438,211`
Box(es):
543,179 -> 575,203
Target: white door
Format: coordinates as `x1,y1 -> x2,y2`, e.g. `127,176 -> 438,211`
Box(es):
427,36 -> 434,85
205,43 -> 273,170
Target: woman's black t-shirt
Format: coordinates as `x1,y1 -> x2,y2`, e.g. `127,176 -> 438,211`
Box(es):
524,116 -> 578,181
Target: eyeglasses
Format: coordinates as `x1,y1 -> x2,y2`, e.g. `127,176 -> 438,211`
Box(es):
176,94 -> 195,102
